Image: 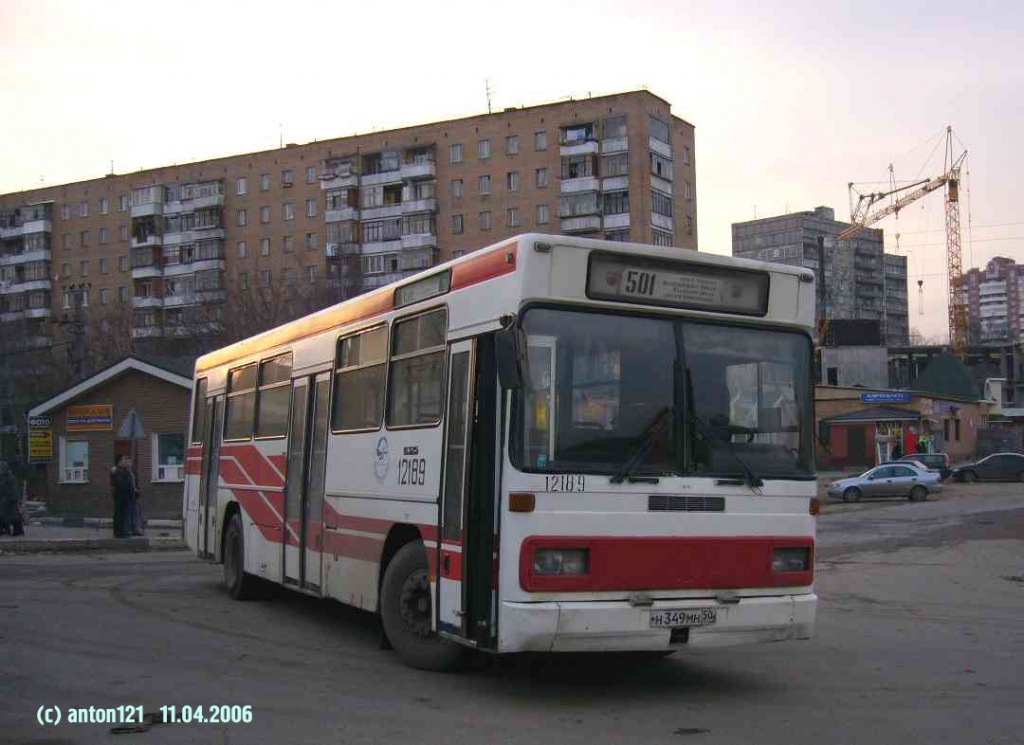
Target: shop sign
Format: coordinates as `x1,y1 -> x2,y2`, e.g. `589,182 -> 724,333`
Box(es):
860,392 -> 911,404
28,428 -> 53,462
67,404 -> 113,432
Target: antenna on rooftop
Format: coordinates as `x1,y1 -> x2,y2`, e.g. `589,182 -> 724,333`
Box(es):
485,79 -> 492,114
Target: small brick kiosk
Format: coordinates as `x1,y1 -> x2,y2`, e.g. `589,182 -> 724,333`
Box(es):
27,357 -> 192,519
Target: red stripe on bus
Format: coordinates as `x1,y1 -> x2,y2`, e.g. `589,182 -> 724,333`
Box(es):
322,505 -> 393,536
519,536 -> 815,593
221,444 -> 285,489
187,445 -> 202,459
322,530 -> 384,563
451,242 -> 517,290
232,490 -> 283,542
185,459 -> 202,476
268,454 -> 286,473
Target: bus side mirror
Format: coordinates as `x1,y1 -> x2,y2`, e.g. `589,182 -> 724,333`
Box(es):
495,327 -> 528,390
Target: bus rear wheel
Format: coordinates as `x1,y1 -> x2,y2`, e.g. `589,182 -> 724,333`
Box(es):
380,541 -> 464,672
223,513 -> 260,600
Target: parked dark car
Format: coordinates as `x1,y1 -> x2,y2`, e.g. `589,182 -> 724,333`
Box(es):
952,453 -> 1024,483
898,453 -> 952,480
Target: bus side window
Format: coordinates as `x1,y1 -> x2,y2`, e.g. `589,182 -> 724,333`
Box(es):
190,378 -> 208,444
225,364 -> 257,440
255,353 -> 292,438
387,308 -> 447,428
332,325 -> 388,432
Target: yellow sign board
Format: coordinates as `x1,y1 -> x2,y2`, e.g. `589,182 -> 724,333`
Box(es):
67,404 -> 113,432
29,429 -> 53,462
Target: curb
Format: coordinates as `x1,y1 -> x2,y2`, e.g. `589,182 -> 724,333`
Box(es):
0,537 -> 186,554
33,517 -> 182,529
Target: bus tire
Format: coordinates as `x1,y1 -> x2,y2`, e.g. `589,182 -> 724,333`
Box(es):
223,513 -> 260,601
380,541 -> 464,672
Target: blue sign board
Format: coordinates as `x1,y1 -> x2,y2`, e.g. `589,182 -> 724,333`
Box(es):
860,392 -> 912,404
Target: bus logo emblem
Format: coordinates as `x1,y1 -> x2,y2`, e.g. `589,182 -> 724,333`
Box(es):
374,437 -> 390,481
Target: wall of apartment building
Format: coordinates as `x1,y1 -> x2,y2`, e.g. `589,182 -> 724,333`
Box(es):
964,256 -> 1023,344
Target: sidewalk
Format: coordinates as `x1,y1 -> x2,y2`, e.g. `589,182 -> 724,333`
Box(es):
0,519 -> 185,554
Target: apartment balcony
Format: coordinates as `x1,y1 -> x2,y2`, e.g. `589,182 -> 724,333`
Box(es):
361,169 -> 402,187
325,206 -> 360,223
0,248 -> 51,267
0,219 -> 51,239
560,215 -> 602,233
401,232 -> 438,250
131,201 -> 163,218
856,285 -> 883,298
560,140 -> 599,157
182,227 -> 225,242
361,204 -> 404,221
603,213 -> 631,230
602,136 -> 628,154
0,310 -> 25,323
651,175 -> 672,194
163,258 -> 226,277
600,175 -> 628,192
325,242 -> 360,258
362,271 -> 406,290
400,161 -> 436,180
131,234 -> 163,249
399,248 -> 439,271
648,137 -> 672,159
362,239 -> 403,255
560,177 -> 601,194
0,278 -> 51,294
132,265 -> 163,280
25,307 -> 52,320
320,172 -> 359,190
179,193 -> 225,212
651,212 -> 674,231
132,326 -> 163,339
132,296 -> 163,309
401,198 -> 438,215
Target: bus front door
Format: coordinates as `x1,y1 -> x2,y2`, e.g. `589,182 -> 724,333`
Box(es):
438,336 -> 498,648
283,374 -> 330,590
197,397 -> 223,560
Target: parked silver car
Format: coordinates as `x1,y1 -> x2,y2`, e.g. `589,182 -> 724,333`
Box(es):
827,463 -> 942,502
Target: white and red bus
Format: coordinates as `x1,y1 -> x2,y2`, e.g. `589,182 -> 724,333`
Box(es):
183,233 -> 818,670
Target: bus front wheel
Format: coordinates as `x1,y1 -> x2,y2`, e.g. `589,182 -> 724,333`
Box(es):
380,541 -> 464,672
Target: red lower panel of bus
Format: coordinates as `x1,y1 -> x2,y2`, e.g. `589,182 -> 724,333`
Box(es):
519,536 -> 814,592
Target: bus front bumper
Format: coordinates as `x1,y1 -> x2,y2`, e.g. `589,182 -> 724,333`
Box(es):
498,593 -> 816,653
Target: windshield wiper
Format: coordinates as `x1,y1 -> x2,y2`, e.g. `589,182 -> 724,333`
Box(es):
683,366 -> 763,490
609,406 -> 672,484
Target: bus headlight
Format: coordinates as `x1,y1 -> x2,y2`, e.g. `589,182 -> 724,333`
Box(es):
533,548 -> 589,575
772,547 -> 810,573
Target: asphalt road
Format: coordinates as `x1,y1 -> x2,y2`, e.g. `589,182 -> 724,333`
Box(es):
2,482 -> 1023,745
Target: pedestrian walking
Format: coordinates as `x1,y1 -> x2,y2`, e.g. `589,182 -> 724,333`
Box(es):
110,455 -> 138,538
0,461 -> 24,537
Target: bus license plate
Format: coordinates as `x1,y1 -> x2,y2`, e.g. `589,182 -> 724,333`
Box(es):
649,608 -> 718,628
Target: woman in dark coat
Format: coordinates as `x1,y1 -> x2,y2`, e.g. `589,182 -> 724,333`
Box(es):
111,456 -> 136,538
0,461 -> 23,536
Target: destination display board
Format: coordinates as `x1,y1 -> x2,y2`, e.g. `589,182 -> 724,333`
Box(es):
586,251 -> 770,316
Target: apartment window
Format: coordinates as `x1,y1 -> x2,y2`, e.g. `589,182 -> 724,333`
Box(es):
683,146 -> 691,165
561,154 -> 595,179
237,241 -> 248,259
283,235 -> 294,253
99,227 -> 108,245
333,325 -> 388,431
954,419 -> 961,441
534,130 -> 547,151
118,195 -> 129,212
60,439 -> 89,483
452,214 -> 464,234
260,269 -> 272,287
605,230 -> 630,242
305,197 -> 317,218
285,269 -> 297,286
258,206 -> 269,224
683,181 -> 694,200
99,258 -> 108,274
506,135 -> 519,155
307,265 -> 317,284
603,191 -> 629,215
387,308 -> 447,427
451,179 -> 464,199
450,143 -> 463,163
649,115 -> 670,144
603,152 -> 629,177
479,211 -> 491,231
80,231 -> 89,248
603,115 -> 627,139
119,286 -> 129,303
652,190 -> 673,217
305,232 -> 317,250
651,152 -> 673,180
561,123 -> 594,144
62,234 -> 70,250
119,255 -> 129,272
652,229 -> 673,247
362,219 -> 402,243
685,216 -> 693,235
478,175 -> 491,196
534,167 -> 549,189
536,204 -> 549,226
363,254 -> 398,275
99,197 -> 109,215
80,200 -> 89,218
239,272 -> 250,290
477,139 -> 491,160
283,202 -> 295,221
60,261 -> 70,277
506,171 -> 520,192
99,288 -> 108,305
260,173 -> 270,192
234,177 -> 247,196
507,207 -> 521,228
306,166 -> 316,184
80,260 -> 90,276
255,238 -> 270,257
281,169 -> 294,187
233,209 -> 246,227
61,204 -> 71,220
119,225 -> 128,241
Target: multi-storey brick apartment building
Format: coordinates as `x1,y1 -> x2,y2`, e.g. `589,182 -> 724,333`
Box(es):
0,89 -> 696,459
963,256 -> 1024,344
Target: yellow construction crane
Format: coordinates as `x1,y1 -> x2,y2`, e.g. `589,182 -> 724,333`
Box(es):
837,127 -> 969,356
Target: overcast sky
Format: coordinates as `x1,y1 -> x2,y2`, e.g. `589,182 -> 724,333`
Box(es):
2,0 -> 1021,341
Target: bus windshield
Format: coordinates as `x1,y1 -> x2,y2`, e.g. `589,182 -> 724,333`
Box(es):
513,307 -> 814,480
